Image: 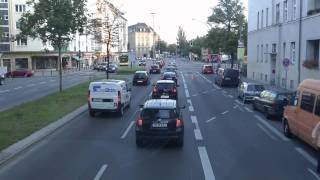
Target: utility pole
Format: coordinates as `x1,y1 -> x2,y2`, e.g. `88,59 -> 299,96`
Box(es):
151,12 -> 156,59
78,31 -> 81,71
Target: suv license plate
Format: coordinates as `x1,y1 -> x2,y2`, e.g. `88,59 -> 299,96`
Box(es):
152,123 -> 167,128
92,98 -> 103,102
225,77 -> 231,80
138,81 -> 143,83
161,95 -> 170,99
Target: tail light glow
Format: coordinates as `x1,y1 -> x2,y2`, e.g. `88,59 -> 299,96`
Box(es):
176,119 -> 183,127
137,119 -> 143,126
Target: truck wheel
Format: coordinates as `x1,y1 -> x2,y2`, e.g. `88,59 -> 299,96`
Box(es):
176,137 -> 184,147
89,110 -> 95,117
283,119 -> 293,138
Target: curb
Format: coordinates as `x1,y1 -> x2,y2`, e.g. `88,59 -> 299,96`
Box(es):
0,104 -> 88,166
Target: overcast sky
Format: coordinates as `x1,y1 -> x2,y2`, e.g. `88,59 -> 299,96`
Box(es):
110,0 -> 248,44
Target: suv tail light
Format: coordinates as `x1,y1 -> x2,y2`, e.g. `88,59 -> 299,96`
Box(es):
172,88 -> 177,93
117,91 -> 121,103
176,119 -> 183,127
153,87 -> 158,93
137,119 -> 143,126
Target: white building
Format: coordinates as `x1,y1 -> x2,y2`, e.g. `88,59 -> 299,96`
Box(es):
248,0 -> 320,90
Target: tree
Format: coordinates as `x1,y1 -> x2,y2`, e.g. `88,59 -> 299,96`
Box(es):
19,0 -> 87,92
167,44 -> 177,55
189,36 -> 206,57
155,40 -> 168,54
90,0 -> 122,79
208,0 -> 246,67
176,26 -> 189,57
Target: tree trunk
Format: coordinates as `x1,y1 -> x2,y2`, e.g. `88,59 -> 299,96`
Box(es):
231,52 -> 234,69
106,42 -> 110,80
58,46 -> 63,92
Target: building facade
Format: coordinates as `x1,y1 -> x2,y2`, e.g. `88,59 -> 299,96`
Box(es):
248,0 -> 320,90
128,23 -> 159,58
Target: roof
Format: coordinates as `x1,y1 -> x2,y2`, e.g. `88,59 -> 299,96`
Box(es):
135,71 -> 147,74
128,23 -> 154,33
299,79 -> 320,91
163,72 -> 176,75
143,99 -> 177,109
92,79 -> 125,85
156,80 -> 175,84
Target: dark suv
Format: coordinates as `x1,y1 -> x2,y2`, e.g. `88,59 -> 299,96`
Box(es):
161,72 -> 178,85
215,68 -> 240,87
152,80 -> 178,100
135,99 -> 185,147
133,71 -> 150,86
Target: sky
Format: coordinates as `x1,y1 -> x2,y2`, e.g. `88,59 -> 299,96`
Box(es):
110,0 -> 248,44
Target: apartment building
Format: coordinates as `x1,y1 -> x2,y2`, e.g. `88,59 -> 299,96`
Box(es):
128,23 -> 159,58
248,0 -> 320,90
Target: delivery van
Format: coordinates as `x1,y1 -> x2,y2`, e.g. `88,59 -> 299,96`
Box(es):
283,79 -> 320,149
88,80 -> 131,117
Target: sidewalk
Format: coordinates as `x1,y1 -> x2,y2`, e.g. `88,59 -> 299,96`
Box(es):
33,68 -> 94,77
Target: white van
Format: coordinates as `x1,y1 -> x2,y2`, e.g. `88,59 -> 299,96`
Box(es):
88,80 -> 131,117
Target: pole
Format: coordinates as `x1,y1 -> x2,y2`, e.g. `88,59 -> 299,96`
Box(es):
58,45 -> 62,92
151,12 -> 155,59
298,0 -> 302,84
78,32 -> 81,71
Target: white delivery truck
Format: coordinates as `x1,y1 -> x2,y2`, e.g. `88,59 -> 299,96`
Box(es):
0,66 -> 7,85
88,80 -> 131,117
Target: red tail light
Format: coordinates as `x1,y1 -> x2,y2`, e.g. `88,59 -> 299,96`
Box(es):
153,87 -> 158,93
172,88 -> 177,93
176,119 -> 183,127
87,91 -> 91,102
137,119 -> 143,126
117,91 -> 121,103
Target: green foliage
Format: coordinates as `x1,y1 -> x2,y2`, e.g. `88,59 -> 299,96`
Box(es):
167,44 -> 177,54
176,26 -> 189,56
189,37 -> 206,57
155,40 -> 168,53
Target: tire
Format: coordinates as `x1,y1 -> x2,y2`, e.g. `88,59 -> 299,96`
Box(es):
136,137 -> 144,147
89,110 -> 95,117
253,102 -> 258,111
118,104 -> 124,117
283,119 -> 293,138
176,137 -> 184,147
127,99 -> 131,108
265,108 -> 271,119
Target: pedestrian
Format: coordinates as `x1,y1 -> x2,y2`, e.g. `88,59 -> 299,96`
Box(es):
312,122 -> 320,173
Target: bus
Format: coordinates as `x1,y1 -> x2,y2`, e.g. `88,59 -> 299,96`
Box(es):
119,54 -> 129,66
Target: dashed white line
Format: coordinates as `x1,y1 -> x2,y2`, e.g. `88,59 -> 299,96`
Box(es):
257,123 -> 277,141
308,168 -> 320,180
0,90 -> 10,93
228,95 -> 234,98
185,89 -> 190,98
13,86 -> 23,90
120,121 -> 135,139
194,129 -> 203,140
188,99 -> 194,112
94,164 -> 108,180
198,146 -> 216,180
295,147 -> 317,166
254,115 -> 289,142
206,117 -> 216,123
235,99 -> 243,105
233,105 -> 239,109
221,111 -> 229,115
244,107 -> 253,113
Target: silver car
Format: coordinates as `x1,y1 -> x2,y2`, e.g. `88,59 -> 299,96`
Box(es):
238,82 -> 265,103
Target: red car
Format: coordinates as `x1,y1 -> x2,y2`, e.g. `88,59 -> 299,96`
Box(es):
6,69 -> 34,77
149,65 -> 161,74
202,65 -> 214,74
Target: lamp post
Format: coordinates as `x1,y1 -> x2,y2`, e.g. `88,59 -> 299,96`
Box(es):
151,12 -> 156,59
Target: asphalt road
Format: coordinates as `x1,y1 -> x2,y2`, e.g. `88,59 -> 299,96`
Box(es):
0,58 -> 319,180
0,70 -> 105,112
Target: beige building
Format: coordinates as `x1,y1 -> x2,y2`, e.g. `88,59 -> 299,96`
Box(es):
128,23 -> 159,58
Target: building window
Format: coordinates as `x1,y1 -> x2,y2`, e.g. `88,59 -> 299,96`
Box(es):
265,74 -> 268,82
290,80 -> 294,89
306,40 -> 320,67
257,12 -> 260,29
266,8 -> 269,26
282,78 -> 286,88
300,92 -> 316,113
15,58 -> 28,69
17,38 -> 28,46
265,44 -> 269,63
283,42 -> 286,60
292,0 -> 297,19
284,0 -> 288,21
261,10 -> 264,29
290,42 -> 296,64
0,0 -> 8,2
260,73 -> 263,80
315,96 -> 320,117
276,3 -> 280,24
257,45 -> 260,62
261,44 -> 264,62
272,43 -> 277,54
307,0 -> 320,16
15,4 -> 26,12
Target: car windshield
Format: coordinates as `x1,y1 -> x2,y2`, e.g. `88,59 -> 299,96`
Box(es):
156,83 -> 175,89
247,85 -> 265,91
141,109 -> 177,120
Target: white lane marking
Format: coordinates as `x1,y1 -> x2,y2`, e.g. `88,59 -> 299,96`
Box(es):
202,90 -> 209,94
221,111 -> 229,115
94,164 -> 108,180
188,99 -> 194,112
295,147 -> 317,166
149,92 -> 152,97
27,83 -> 35,87
0,90 -> 10,93
244,107 -> 253,113
257,123 -> 277,141
185,89 -> 190,98
222,90 -> 227,94
235,99 -> 243,105
233,105 -> 239,109
194,129 -> 203,140
39,81 -> 46,84
308,168 -> 320,180
120,121 -> 135,139
191,116 -> 198,124
206,117 -> 216,123
254,115 -> 289,142
196,72 -> 221,90
228,95 -> 234,98
198,146 -> 216,180
212,83 -> 221,90
13,86 -> 23,90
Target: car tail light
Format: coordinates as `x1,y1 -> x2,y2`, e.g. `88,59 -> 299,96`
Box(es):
137,119 -> 143,126
87,91 -> 91,102
172,88 -> 177,93
176,119 -> 183,127
153,87 -> 158,93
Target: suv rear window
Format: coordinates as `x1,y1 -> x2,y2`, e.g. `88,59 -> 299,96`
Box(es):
224,69 -> 239,77
157,83 -> 175,89
141,109 -> 177,120
247,85 -> 265,91
134,73 -> 146,78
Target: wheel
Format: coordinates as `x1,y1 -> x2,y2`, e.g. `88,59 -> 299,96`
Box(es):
283,119 -> 293,138
89,110 -> 95,117
253,102 -> 258,111
127,99 -> 131,108
176,137 -> 184,147
265,108 -> 271,119
118,105 -> 124,117
136,137 -> 144,147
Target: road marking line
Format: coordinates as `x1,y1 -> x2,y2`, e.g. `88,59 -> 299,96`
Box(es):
189,105 -> 194,112
94,164 -> 108,180
254,115 -> 289,142
198,146 -> 216,180
0,90 -> 10,93
191,116 -> 198,124
244,107 -> 253,113
222,90 -> 227,94
13,86 -> 23,90
206,117 -> 216,123
233,105 -> 239,109
50,79 -> 56,82
295,147 -> 317,166
120,121 -> 135,139
194,129 -> 203,140
39,81 -> 46,84
185,89 -> 190,98
307,168 -> 320,180
257,123 -> 277,141
196,72 -> 221,90
235,99 -> 243,105
27,83 -> 35,87
221,111 -> 229,115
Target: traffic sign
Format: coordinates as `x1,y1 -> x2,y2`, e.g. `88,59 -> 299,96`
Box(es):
283,58 -> 290,69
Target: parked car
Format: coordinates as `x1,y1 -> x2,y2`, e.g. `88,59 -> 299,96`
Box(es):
238,82 -> 265,102
6,69 -> 34,78
87,80 -> 131,117
161,72 -> 178,85
138,60 -> 146,66
96,63 -> 108,71
283,79 -> 320,149
202,65 -> 214,74
135,99 -> 185,147
215,68 -> 240,87
133,71 -> 150,86
252,89 -> 295,119
0,67 -> 7,85
152,80 -> 178,100
156,60 -> 163,68
149,65 -> 161,74
106,64 -> 118,73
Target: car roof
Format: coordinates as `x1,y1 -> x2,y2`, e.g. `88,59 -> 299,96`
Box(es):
143,99 -> 177,109
299,79 -> 320,91
163,72 -> 175,75
135,71 -> 147,74
90,79 -> 125,85
156,80 -> 175,84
